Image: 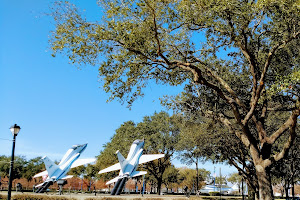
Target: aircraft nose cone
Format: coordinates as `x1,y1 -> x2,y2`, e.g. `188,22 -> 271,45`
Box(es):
79,143 -> 88,152
139,140 -> 145,149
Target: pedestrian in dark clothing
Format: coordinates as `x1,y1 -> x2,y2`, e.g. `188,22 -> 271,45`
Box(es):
93,186 -> 97,196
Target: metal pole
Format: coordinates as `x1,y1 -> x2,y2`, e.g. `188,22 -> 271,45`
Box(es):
142,175 -> 145,196
219,167 -> 222,200
7,134 -> 16,200
214,166 -> 216,192
196,158 -> 199,192
242,161 -> 245,200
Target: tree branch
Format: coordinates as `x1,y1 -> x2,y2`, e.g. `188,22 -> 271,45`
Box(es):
227,157 -> 257,191
264,115 -> 297,168
145,0 -> 171,65
243,31 -> 300,125
268,108 -> 300,144
193,57 -> 248,111
225,10 -> 258,106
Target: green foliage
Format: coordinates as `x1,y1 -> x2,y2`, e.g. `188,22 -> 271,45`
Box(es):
69,164 -> 98,181
162,165 -> 179,189
0,155 -> 11,177
198,169 -> 211,183
23,157 -> 44,182
227,173 -> 242,186
84,164 -> 98,180
96,120 -> 138,181
0,156 -> 45,182
69,165 -> 86,177
175,116 -> 208,165
178,167 -> 197,189
0,155 -> 27,180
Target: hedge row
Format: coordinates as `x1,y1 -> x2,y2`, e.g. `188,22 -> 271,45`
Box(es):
85,197 -> 206,200
2,194 -> 77,200
86,197 -> 190,200
0,194 -> 244,200
0,194 -> 7,200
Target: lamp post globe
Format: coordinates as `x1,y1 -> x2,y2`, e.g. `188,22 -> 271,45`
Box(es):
7,124 -> 21,200
9,124 -> 21,136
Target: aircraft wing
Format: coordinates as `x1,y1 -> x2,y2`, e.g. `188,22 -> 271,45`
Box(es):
61,175 -> 74,180
131,171 -> 147,177
33,170 -> 48,178
98,163 -> 121,174
106,176 -> 121,185
70,158 -> 96,168
138,154 -> 165,164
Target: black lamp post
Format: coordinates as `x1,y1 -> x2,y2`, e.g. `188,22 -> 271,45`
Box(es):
7,124 -> 21,200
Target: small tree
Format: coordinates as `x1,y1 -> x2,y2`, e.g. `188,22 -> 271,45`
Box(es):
228,173 -> 243,193
23,157 -> 44,187
162,165 -> 179,193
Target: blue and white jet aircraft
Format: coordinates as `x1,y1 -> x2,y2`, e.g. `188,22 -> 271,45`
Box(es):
34,143 -> 96,193
98,139 -> 164,195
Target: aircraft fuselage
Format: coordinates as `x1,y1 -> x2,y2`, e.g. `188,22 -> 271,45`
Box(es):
46,143 -> 87,182
121,139 -> 144,177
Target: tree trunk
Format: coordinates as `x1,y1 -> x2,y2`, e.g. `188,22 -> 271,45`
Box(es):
285,178 -> 289,199
248,184 -> 260,200
291,160 -> 295,200
256,165 -> 273,200
255,190 -> 260,200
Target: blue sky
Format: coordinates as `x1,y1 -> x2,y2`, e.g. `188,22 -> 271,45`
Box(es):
0,0 -> 236,176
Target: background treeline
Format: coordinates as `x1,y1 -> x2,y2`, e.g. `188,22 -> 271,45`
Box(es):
1,112 -> 299,197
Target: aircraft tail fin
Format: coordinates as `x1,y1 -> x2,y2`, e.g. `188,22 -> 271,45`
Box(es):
42,156 -> 59,177
116,150 -> 127,172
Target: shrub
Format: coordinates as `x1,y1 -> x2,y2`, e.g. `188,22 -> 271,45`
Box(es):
202,197 -> 241,200
86,197 -> 200,200
11,194 -> 77,200
175,198 -> 195,200
208,192 -> 220,196
189,197 -> 203,200
86,198 -> 127,200
0,194 -> 8,200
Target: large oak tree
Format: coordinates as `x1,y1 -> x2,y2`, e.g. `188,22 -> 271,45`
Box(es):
50,0 -> 300,199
